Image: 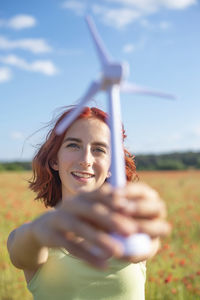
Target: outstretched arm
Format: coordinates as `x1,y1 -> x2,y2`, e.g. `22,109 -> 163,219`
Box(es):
7,222 -> 48,270
7,188 -> 135,271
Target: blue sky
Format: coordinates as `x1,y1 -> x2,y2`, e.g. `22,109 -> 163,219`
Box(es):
0,0 -> 200,161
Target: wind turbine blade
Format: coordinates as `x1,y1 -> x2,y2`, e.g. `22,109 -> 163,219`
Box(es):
107,84 -> 126,187
56,81 -> 101,135
121,82 -> 176,100
85,15 -> 112,67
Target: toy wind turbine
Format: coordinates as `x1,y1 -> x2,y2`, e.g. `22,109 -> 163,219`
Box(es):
56,16 -> 175,256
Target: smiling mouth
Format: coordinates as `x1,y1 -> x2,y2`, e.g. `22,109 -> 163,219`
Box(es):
71,171 -> 95,179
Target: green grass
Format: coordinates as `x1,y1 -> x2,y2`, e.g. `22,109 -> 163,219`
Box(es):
1,171 -> 200,299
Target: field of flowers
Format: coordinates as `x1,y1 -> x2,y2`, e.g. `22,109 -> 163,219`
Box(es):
1,170 -> 200,300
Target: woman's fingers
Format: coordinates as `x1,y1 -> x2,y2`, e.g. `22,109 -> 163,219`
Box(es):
61,183 -> 164,220
76,184 -> 129,212
50,234 -> 110,269
119,199 -> 167,219
54,211 -> 124,257
60,182 -> 170,239
137,219 -> 172,238
80,183 -> 166,219
60,198 -> 136,236
69,238 -> 114,268
124,182 -> 160,201
109,182 -> 167,219
31,210 -> 124,259
55,182 -> 171,261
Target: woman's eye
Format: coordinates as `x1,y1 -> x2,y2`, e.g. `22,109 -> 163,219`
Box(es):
95,147 -> 106,153
66,143 -> 80,149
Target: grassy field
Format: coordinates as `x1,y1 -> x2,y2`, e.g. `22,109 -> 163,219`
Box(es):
1,170 -> 200,300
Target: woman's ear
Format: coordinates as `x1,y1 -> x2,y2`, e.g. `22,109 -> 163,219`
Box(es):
50,159 -> 59,171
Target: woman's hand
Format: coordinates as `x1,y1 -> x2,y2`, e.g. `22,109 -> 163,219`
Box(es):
109,182 -> 171,263
30,187 -> 138,269
30,182 -> 171,268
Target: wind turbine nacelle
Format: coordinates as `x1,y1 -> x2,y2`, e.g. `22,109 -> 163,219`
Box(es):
103,62 -> 129,84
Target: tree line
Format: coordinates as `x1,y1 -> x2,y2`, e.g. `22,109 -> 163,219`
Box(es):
0,151 -> 200,171
134,151 -> 200,170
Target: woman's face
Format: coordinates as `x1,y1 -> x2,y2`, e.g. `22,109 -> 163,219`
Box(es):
53,118 -> 111,199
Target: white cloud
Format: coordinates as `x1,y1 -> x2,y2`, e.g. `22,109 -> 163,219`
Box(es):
105,0 -> 197,11
31,60 -> 58,75
94,1 -> 192,29
0,67 -> 12,83
0,55 -> 58,76
61,0 -> 87,15
162,0 -> 197,9
0,36 -> 52,54
123,43 -> 135,53
0,14 -> 37,30
10,131 -> 24,140
8,14 -> 37,30
80,0 -> 197,29
92,5 -> 141,28
61,0 -> 197,29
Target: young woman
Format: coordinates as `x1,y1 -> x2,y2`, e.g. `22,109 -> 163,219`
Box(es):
7,107 -> 171,300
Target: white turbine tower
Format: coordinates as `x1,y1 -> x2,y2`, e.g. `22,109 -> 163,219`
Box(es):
56,15 -> 175,256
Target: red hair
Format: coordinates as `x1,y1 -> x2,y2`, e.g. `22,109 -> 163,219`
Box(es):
29,106 -> 138,207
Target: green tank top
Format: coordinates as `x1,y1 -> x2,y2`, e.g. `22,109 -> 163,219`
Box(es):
27,248 -> 146,300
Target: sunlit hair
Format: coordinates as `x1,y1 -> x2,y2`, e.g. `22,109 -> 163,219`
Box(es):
29,106 -> 138,207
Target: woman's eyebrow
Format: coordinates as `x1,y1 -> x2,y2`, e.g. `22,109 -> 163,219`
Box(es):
63,137 -> 82,144
63,137 -> 109,149
92,142 -> 109,149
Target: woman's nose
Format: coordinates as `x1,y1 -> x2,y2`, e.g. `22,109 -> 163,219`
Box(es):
79,148 -> 93,167
79,161 -> 91,167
